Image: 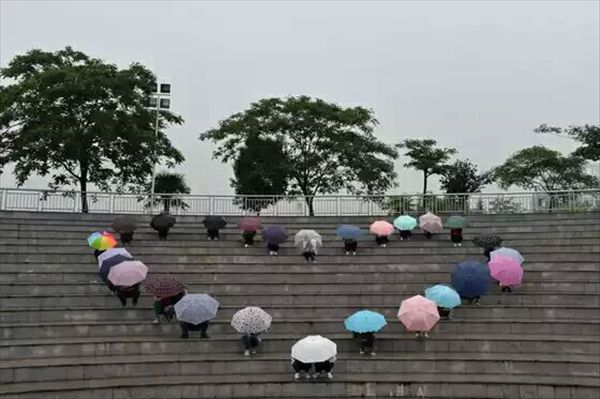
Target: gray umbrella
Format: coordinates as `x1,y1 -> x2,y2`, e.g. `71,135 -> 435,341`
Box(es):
174,293 -> 220,325
150,213 -> 176,230
112,217 -> 138,232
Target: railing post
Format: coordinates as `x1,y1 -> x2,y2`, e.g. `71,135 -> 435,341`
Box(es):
336,197 -> 340,216
109,194 -> 115,214
0,189 -> 4,211
37,191 -> 43,212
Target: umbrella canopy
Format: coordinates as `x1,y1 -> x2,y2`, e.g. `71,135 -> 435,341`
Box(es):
452,261 -> 492,298
397,295 -> 440,332
108,260 -> 148,287
294,230 -> 322,247
262,225 -> 288,245
151,213 -> 176,230
472,234 -> 502,249
238,217 -> 261,232
291,335 -> 337,363
419,212 -> 443,233
203,216 -> 227,230
174,293 -> 220,325
344,310 -> 387,333
489,256 -> 524,286
490,247 -> 524,265
446,216 -> 467,229
144,274 -> 186,298
111,217 -> 137,232
393,215 -> 417,231
370,221 -> 395,236
336,225 -> 364,240
87,231 -> 117,250
230,306 -> 273,334
99,254 -> 132,280
424,285 -> 461,309
97,248 -> 133,269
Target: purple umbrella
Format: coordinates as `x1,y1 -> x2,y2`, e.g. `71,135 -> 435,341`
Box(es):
262,225 -> 288,244
238,217 -> 261,232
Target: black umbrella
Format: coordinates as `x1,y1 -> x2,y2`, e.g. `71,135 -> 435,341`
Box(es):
151,213 -> 176,230
99,254 -> 132,281
203,216 -> 227,230
112,216 -> 138,232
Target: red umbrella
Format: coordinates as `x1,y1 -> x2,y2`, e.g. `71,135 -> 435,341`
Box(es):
238,217 -> 261,232
144,274 -> 186,298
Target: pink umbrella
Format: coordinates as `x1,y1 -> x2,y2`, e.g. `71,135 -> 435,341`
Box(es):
397,295 -> 440,332
108,260 -> 148,287
489,256 -> 523,286
238,217 -> 261,232
369,221 -> 394,236
419,212 -> 443,234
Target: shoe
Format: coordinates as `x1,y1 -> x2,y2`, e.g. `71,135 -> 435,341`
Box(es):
214,237 -> 218,241
251,350 -> 257,355
327,372 -> 333,379
345,251 -> 349,255
304,373 -> 311,379
353,252 -> 356,256
359,349 -> 364,355
294,373 -> 300,380
370,352 -> 376,356
244,244 -> 249,248
458,243 -> 462,247
132,296 -> 139,306
269,251 -> 274,255
415,333 -> 420,338
153,318 -> 160,324
382,244 -> 387,248
424,332 -> 429,338
312,373 -> 320,379
244,350 -> 250,356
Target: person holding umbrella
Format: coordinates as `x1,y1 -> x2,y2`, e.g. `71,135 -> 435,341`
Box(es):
262,226 -> 287,256
175,293 -> 219,339
98,253 -> 133,293
446,216 -> 467,247
88,231 -> 117,261
344,310 -> 387,356
369,221 -> 394,248
238,217 -> 261,247
112,217 -> 138,244
425,284 -> 461,320
203,216 -> 227,240
398,295 -> 440,339
108,260 -> 148,307
393,215 -> 417,241
291,335 -> 337,380
150,212 -> 176,240
452,261 -> 492,306
473,234 -> 503,261
336,225 -> 363,255
295,230 -> 322,263
419,212 -> 443,240
489,248 -> 524,293
231,306 -> 272,356
144,274 -> 187,324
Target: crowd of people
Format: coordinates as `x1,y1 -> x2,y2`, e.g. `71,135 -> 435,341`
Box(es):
89,212 -> 524,381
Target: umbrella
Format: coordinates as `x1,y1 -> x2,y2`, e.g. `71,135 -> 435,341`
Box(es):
424,285 -> 461,309
238,217 -> 261,232
112,216 -> 137,232
446,216 -> 467,229
291,335 -> 337,363
490,247 -> 524,265
87,231 -> 117,250
393,215 -> 417,231
419,212 -> 443,234
344,310 -> 387,333
397,295 -> 440,332
99,254 -> 132,280
262,226 -> 288,244
97,248 -> 133,269
336,225 -> 364,240
294,229 -> 322,247
203,216 -> 227,230
489,256 -> 524,286
230,306 -> 273,334
144,274 -> 186,298
452,261 -> 492,298
472,234 -> 502,249
151,213 -> 176,230
369,221 -> 394,236
174,293 -> 220,325
108,260 -> 148,287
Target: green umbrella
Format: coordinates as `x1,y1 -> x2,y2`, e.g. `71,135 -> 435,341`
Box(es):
446,216 -> 467,229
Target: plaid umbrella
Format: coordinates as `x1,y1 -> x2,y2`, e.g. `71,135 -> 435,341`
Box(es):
150,214 -> 176,230
231,306 -> 273,334
446,216 -> 467,229
108,260 -> 148,287
112,217 -> 138,232
203,216 -> 227,230
472,234 -> 502,249
99,254 -> 132,281
97,248 -> 133,269
291,335 -> 337,363
144,274 -> 186,298
262,226 -> 288,245
238,217 -> 261,232
174,293 -> 220,325
87,231 -> 117,250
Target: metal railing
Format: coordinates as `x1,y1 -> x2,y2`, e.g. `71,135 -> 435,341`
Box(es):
0,188 -> 598,216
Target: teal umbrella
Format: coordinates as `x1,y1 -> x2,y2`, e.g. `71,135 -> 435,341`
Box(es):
393,215 -> 417,231
425,285 -> 461,309
446,216 -> 467,229
344,310 -> 387,333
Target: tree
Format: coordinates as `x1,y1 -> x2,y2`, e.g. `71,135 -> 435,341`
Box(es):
231,136 -> 290,214
0,47 -> 184,212
492,146 -> 598,192
440,159 -> 491,193
145,171 -> 191,213
396,139 -> 457,194
535,124 -> 600,161
200,96 -> 398,216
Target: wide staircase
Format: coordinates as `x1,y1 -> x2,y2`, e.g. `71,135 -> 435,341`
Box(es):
0,211 -> 599,399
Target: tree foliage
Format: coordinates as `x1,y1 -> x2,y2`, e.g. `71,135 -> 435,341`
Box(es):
492,145 -> 598,192
146,171 -> 191,213
200,96 -> 398,215
396,139 -> 456,194
0,47 -> 184,212
231,136 -> 290,213
535,124 -> 600,161
440,159 -> 491,193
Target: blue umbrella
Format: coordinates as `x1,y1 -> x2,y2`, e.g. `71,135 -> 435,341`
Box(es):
452,261 -> 492,298
424,285 -> 461,309
344,310 -> 387,333
262,225 -> 288,244
336,225 -> 363,240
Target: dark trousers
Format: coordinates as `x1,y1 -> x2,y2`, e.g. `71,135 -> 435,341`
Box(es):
302,250 -> 316,261
120,231 -> 134,243
292,360 -> 311,373
501,286 -> 512,293
242,231 -> 256,245
399,230 -> 411,239
375,236 -> 389,246
241,334 -> 260,350
424,232 -> 433,239
344,240 -> 358,252
207,229 -> 219,239
267,243 -> 280,252
158,229 -> 169,240
179,321 -> 209,339
117,285 -> 140,306
354,332 -> 375,352
314,361 -> 334,373
451,234 -> 463,243
437,306 -> 451,318
93,250 -> 105,260
463,296 -> 480,305
483,247 -> 495,261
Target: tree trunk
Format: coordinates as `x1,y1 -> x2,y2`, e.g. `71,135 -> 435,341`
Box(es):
79,173 -> 89,213
422,170 -> 429,195
162,197 -> 170,213
304,196 -> 315,217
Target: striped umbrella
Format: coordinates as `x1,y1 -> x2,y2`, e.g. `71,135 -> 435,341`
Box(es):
87,231 -> 117,250
231,306 -> 273,334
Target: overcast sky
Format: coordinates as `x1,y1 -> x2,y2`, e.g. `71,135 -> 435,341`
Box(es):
1,0 -> 598,194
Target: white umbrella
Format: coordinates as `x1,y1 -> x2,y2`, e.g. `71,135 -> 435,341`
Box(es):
419,212 -> 443,234
174,294 -> 220,325
231,306 -> 272,334
291,335 -> 337,363
107,260 -> 148,287
294,230 -> 322,247
97,248 -> 132,269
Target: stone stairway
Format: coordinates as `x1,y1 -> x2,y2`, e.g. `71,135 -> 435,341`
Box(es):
0,211 -> 599,399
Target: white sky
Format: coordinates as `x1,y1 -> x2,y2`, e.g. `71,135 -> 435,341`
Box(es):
1,0 -> 598,194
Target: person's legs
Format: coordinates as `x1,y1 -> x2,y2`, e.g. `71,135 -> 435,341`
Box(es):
153,301 -> 164,323
132,286 -> 140,306
241,334 -> 251,355
158,229 -> 168,240
179,322 -> 190,339
200,321 -> 209,338
116,290 -> 127,307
